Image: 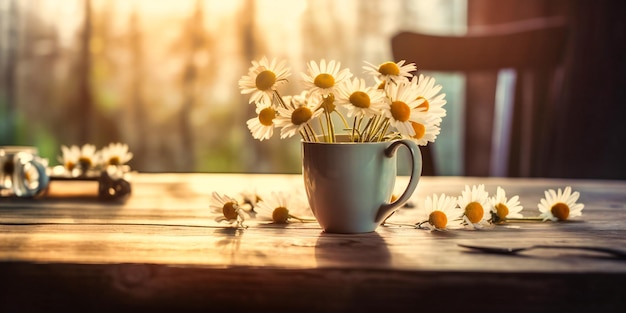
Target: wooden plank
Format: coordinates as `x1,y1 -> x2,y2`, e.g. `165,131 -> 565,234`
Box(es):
1,262 -> 624,313
1,174 -> 626,312
1,221 -> 625,271
1,174 -> 625,272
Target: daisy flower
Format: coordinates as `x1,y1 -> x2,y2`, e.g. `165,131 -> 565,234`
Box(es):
247,98 -> 277,141
319,93 -> 336,114
406,115 -> 441,146
209,191 -> 247,228
457,184 -> 491,229
490,186 -> 524,223
240,188 -> 262,207
413,74 -> 447,124
382,78 -> 427,137
239,188 -> 263,218
78,144 -> 99,173
21,163 -> 38,187
282,90 -> 319,109
301,59 -> 352,96
538,186 -> 584,221
274,95 -> 323,139
363,60 -> 416,84
254,191 -> 310,224
100,142 -> 133,167
238,56 -> 290,104
418,193 -> 463,231
57,145 -> 81,174
335,77 -> 386,118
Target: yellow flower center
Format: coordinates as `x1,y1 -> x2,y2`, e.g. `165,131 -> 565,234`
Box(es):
349,91 -> 371,109
222,202 -> 239,220
291,107 -> 313,125
314,73 -> 335,89
272,206 -> 290,224
378,62 -> 400,76
551,202 -> 570,220
495,203 -> 509,219
417,96 -> 430,111
321,94 -> 336,113
377,80 -> 386,90
108,156 -> 121,166
428,210 -> 448,229
390,101 -> 411,122
23,170 -> 32,183
465,201 -> 484,223
78,157 -> 92,169
65,161 -> 76,171
255,70 -> 276,91
411,122 -> 425,139
258,107 -> 276,126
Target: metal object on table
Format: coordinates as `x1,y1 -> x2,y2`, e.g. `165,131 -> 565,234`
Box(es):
47,169 -> 132,202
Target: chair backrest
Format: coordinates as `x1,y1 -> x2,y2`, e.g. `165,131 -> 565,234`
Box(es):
392,17 -> 568,176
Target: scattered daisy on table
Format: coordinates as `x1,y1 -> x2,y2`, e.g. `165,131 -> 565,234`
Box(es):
458,184 -> 492,230
538,186 -> 584,221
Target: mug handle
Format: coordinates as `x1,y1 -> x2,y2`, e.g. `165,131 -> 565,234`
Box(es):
16,156 -> 50,197
375,139 -> 422,224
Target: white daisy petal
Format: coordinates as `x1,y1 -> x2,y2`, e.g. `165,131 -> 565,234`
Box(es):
490,186 -> 524,221
209,191 -> 246,228
302,59 -> 353,97
363,60 -> 416,84
335,77 -> 387,119
239,56 -> 291,104
419,193 -> 463,230
457,184 -> 491,228
536,186 -> 585,221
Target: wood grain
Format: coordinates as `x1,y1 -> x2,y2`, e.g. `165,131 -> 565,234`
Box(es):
1,174 -> 625,312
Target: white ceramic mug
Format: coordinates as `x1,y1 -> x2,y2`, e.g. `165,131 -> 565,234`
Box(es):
0,146 -> 50,197
302,135 -> 422,233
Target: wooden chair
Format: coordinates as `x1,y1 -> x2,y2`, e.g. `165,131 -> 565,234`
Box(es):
392,17 -> 568,176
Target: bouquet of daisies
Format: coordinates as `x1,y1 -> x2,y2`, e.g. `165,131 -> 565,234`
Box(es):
239,57 -> 447,144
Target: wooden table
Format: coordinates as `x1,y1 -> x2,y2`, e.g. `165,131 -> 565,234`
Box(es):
1,173 -> 625,312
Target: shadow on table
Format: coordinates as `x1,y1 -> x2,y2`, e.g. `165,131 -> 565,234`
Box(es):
314,231 -> 391,268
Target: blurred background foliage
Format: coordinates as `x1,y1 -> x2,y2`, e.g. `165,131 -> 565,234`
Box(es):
2,0 -> 625,179
0,0 -> 466,173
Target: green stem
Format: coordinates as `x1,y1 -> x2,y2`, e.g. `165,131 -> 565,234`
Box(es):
361,117 -> 375,142
304,124 -> 317,142
317,118 -> 327,142
382,221 -> 420,228
378,119 -> 389,141
299,130 -> 309,142
273,90 -> 288,109
336,110 -> 350,130
368,117 -> 384,142
288,214 -> 317,223
503,217 -> 545,222
327,111 -> 335,142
